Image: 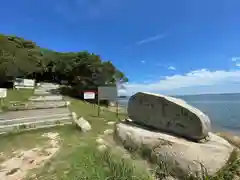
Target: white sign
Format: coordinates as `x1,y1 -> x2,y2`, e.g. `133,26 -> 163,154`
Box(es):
0,88 -> 7,98
14,78 -> 35,89
23,79 -> 35,87
84,92 -> 95,100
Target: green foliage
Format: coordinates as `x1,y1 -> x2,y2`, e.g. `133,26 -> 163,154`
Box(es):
0,34 -> 128,90
0,35 -> 44,82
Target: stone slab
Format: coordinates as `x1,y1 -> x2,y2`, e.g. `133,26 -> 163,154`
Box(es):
115,122 -> 234,178
34,90 -> 51,95
28,101 -> 68,108
29,95 -> 63,101
127,92 -> 211,141
39,83 -> 59,89
0,107 -> 70,121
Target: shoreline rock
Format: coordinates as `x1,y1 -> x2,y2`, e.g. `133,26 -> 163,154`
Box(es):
114,122 -> 234,178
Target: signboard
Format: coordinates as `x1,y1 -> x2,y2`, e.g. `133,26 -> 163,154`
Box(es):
98,86 -> 118,101
23,79 -> 35,86
84,91 -> 96,100
97,86 -> 118,117
0,88 -> 7,98
14,78 -> 35,89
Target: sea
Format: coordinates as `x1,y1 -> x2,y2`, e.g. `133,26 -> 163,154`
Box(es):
118,93 -> 240,135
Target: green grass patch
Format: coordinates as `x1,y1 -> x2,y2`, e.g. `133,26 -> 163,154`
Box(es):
67,97 -> 127,135
0,88 -> 33,111
1,96 -> 147,180
22,126 -> 153,180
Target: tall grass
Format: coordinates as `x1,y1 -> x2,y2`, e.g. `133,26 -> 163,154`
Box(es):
100,149 -> 154,180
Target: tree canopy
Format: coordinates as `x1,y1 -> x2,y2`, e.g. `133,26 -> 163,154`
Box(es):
0,34 -> 128,90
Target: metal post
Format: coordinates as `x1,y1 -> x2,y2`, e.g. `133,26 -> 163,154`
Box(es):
0,98 -> 3,108
116,100 -> 119,117
97,99 -> 100,116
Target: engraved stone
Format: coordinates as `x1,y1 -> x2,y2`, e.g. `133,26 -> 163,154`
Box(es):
127,92 -> 211,141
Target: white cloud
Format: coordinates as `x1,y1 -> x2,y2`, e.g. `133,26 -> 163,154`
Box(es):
140,60 -> 145,64
118,89 -> 127,95
231,57 -> 240,67
124,69 -> 240,95
232,57 -> 240,62
168,66 -> 176,70
136,34 -> 165,45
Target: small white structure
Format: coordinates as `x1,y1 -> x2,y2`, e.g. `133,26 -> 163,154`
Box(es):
14,78 -> 35,89
0,88 -> 7,98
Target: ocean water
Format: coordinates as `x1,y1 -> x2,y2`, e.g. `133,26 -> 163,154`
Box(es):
118,93 -> 240,134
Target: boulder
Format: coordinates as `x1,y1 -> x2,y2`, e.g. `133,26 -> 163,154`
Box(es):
128,92 -> 211,141
96,137 -> 105,144
107,121 -> 116,125
104,129 -> 114,135
74,117 -> 92,132
114,122 -> 234,178
66,101 -> 71,106
72,112 -> 78,121
97,145 -> 107,152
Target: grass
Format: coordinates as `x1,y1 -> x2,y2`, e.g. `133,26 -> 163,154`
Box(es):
0,88 -> 33,111
0,91 -> 239,180
67,97 -> 127,135
21,126 -> 153,180
0,95 -> 153,180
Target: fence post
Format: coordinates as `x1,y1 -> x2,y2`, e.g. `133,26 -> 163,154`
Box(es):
97,99 -> 100,116
116,101 -> 119,117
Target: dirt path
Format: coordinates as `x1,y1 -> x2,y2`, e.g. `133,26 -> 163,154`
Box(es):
0,132 -> 60,180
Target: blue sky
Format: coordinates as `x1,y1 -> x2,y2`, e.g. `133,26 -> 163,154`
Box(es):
1,0 -> 240,95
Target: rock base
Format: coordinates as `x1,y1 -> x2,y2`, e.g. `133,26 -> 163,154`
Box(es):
114,122 -> 234,178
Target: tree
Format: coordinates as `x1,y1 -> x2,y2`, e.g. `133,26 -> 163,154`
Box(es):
0,34 -> 45,83
0,34 -> 128,94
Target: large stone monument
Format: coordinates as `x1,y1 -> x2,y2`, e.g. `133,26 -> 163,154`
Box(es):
114,92 -> 234,177
127,92 -> 211,141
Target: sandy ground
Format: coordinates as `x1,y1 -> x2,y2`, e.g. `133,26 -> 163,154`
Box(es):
0,132 -> 60,180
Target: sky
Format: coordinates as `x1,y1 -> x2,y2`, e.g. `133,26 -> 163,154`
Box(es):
1,0 -> 240,95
